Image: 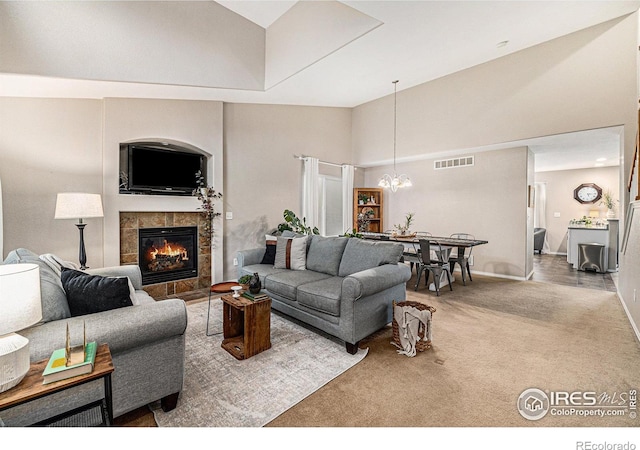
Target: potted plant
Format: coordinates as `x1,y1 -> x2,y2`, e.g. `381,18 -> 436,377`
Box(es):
192,170 -> 223,239
393,212 -> 415,236
600,190 -> 617,219
342,229 -> 363,238
356,210 -> 374,232
358,193 -> 369,205
277,209 -> 319,235
238,274 -> 252,290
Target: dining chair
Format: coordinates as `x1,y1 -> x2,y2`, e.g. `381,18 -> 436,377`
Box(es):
402,232 -> 431,275
414,239 -> 453,296
448,233 -> 475,285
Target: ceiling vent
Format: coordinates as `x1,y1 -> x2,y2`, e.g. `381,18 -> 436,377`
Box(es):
434,156 -> 474,170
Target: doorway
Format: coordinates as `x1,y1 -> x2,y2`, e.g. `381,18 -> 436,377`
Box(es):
318,175 -> 343,236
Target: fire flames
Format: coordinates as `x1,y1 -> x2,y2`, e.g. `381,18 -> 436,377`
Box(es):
145,239 -> 189,272
148,239 -> 189,261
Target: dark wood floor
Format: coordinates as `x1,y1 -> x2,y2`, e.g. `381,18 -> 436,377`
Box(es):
530,253 -> 617,292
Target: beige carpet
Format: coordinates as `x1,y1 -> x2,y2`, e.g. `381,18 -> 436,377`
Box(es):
151,297 -> 367,427
267,275 -> 640,427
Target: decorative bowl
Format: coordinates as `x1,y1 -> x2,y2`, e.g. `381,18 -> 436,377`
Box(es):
231,286 -> 243,298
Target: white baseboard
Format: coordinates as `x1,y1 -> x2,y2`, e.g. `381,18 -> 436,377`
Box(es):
454,268 -> 527,281
616,291 -> 640,344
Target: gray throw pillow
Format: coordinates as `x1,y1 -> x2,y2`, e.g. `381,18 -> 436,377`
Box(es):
306,235 -> 349,276
338,239 -> 404,277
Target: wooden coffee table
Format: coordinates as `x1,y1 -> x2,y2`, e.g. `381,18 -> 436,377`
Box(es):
220,293 -> 271,360
0,343 -> 114,426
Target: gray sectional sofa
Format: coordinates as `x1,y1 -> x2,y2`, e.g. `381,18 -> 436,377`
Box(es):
1,248 -> 187,426
237,235 -> 411,353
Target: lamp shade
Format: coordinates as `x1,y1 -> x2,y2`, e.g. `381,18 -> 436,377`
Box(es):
54,193 -> 104,220
0,263 -> 42,336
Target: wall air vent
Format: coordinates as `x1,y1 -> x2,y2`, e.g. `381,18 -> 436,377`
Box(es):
434,156 -> 474,170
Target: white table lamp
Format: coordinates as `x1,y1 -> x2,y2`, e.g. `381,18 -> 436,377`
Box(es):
55,193 -> 104,269
0,263 -> 42,393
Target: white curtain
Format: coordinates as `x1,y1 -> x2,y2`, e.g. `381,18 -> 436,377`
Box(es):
302,157 -> 320,230
534,182 -> 550,253
341,164 -> 355,234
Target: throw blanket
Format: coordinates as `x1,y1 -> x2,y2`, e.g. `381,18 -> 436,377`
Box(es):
39,253 -> 79,277
394,304 -> 432,357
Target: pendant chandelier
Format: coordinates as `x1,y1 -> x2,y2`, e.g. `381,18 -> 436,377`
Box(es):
378,80 -> 412,192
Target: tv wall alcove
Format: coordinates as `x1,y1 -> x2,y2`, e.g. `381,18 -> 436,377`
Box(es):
101,99 -> 224,286
116,139 -> 215,297
119,141 -> 207,196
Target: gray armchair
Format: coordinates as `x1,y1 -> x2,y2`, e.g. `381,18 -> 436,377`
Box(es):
534,228 -> 546,254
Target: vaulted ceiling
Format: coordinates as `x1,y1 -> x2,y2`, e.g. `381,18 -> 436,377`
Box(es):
1,0 -> 637,171
1,0 -> 638,108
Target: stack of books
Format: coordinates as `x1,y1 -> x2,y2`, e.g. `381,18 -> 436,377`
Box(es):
242,291 -> 269,301
42,341 -> 98,384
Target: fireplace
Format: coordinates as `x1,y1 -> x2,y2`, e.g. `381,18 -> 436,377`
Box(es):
138,226 -> 198,286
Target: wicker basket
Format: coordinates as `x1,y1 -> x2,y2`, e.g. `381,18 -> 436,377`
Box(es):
392,300 -> 436,352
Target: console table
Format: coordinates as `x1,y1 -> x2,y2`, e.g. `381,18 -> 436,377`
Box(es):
566,220 -> 618,272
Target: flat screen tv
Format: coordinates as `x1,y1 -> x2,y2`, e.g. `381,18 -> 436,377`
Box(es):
120,143 -> 206,196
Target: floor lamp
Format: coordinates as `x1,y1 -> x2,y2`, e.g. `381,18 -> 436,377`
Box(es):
54,193 -> 104,270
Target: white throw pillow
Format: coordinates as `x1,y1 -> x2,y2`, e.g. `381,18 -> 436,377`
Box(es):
274,236 -> 308,270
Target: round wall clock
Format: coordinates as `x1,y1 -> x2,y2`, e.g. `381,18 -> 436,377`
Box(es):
573,183 -> 602,204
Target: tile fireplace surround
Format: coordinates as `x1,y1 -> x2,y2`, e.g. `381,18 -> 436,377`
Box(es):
120,212 -> 211,299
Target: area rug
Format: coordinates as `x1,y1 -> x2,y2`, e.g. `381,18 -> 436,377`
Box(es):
151,297 -> 368,427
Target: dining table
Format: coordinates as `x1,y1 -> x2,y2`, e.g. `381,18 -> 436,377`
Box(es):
360,232 -> 488,251
360,232 -> 489,290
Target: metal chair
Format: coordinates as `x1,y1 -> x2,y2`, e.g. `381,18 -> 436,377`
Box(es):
402,232 -> 431,275
448,233 -> 474,285
415,239 -> 453,296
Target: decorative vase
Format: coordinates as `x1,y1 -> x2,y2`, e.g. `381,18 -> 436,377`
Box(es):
249,272 -> 261,294
606,209 -> 615,219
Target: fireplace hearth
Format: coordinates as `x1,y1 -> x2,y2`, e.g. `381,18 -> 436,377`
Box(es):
139,226 -> 198,285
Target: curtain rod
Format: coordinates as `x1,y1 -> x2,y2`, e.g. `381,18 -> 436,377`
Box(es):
293,154 -> 358,169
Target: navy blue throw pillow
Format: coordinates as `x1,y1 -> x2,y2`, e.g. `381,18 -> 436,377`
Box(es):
261,235 -> 277,265
61,268 -> 133,317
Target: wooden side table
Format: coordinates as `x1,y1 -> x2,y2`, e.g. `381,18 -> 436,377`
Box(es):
0,343 -> 114,427
220,293 -> 271,360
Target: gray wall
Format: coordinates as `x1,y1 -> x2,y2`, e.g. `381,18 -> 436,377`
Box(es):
352,13 -> 637,283
526,149 -> 535,278
0,98 -> 353,283
0,97 -> 224,279
618,203 -> 640,340
0,98 -> 103,264
353,13 -> 637,199
222,102 -> 352,280
535,166 -> 620,254
363,147 -> 529,278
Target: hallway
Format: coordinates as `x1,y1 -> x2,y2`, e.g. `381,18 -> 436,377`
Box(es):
530,253 -> 617,292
